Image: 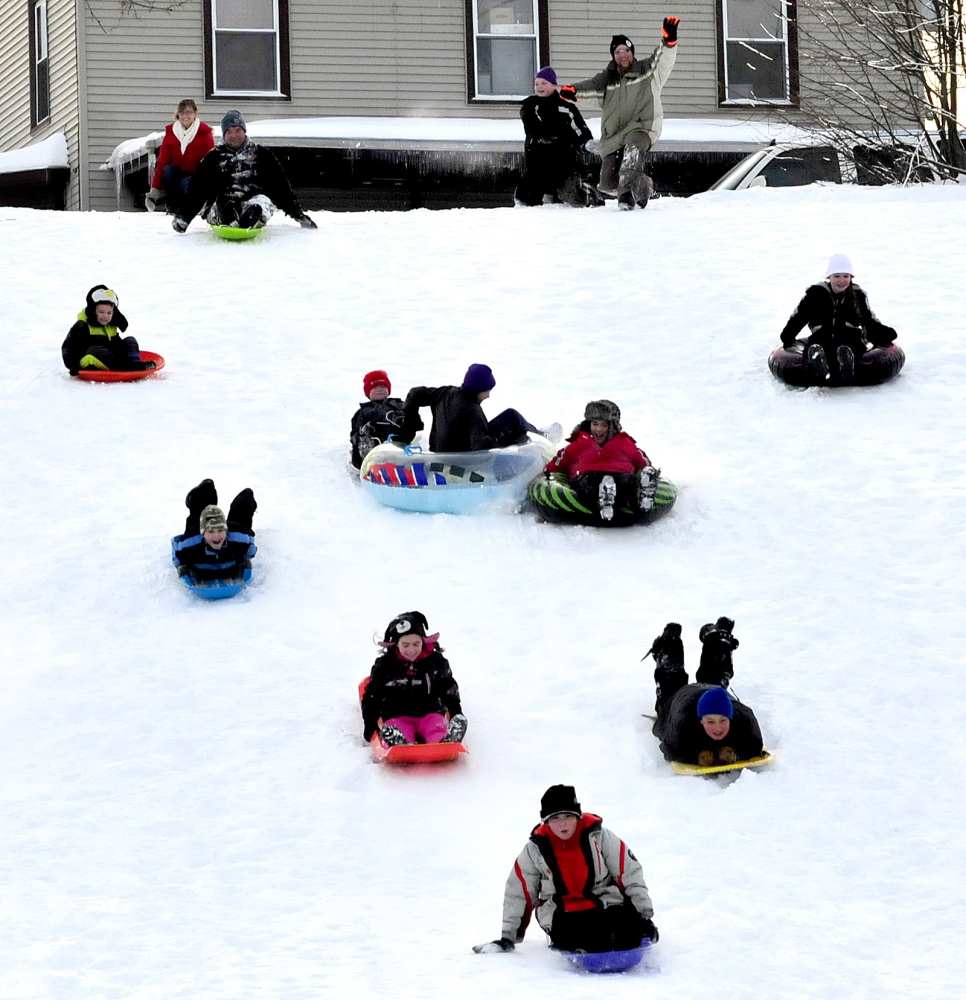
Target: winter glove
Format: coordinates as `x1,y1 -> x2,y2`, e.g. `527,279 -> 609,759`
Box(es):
298,213 -> 318,230
662,16 -> 680,46
172,215 -> 189,233
473,938 -> 515,954
559,85 -> 577,103
872,326 -> 898,346
144,188 -> 162,212
641,917 -> 660,943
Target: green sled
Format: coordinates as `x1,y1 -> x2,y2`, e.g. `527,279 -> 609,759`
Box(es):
527,471 -> 676,527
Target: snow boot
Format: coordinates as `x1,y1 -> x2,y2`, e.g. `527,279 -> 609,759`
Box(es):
696,617 -> 738,687
186,479 -> 217,509
644,622 -> 688,715
442,713 -> 468,744
537,422 -> 563,444
806,343 -> 830,382
617,190 -> 636,211
836,345 -> 856,382
598,475 -> 617,521
638,466 -> 660,511
379,724 -> 410,747
636,175 -> 655,209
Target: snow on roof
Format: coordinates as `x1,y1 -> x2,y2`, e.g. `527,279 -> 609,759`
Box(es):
103,115 -> 810,170
0,133 -> 69,175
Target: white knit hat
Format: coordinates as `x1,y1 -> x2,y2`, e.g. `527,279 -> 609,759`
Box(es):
826,253 -> 854,277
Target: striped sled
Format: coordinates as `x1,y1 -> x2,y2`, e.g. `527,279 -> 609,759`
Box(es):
359,434 -> 556,515
527,471 -> 676,526
670,748 -> 774,776
357,678 -> 467,764
170,537 -> 252,600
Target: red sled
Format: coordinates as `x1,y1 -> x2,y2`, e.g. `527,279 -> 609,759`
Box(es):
358,678 -> 468,765
76,351 -> 165,382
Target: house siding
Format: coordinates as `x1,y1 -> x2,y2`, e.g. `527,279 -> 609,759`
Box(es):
0,0 -> 81,208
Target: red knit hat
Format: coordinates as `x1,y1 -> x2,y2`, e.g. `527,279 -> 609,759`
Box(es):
363,370 -> 391,397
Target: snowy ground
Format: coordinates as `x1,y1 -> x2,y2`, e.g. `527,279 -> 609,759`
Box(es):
1,186 -> 965,1000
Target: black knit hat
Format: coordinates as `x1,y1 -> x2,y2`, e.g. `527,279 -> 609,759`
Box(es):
610,34 -> 635,56
540,784 -> 582,820
383,611 -> 430,644
584,399 -> 622,433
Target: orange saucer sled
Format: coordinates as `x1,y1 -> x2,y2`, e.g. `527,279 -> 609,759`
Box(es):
76,351 -> 165,382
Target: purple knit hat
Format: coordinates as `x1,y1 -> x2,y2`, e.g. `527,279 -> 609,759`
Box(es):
462,363 -> 496,392
535,66 -> 557,86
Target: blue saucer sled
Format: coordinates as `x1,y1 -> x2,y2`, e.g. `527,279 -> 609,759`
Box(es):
171,537 -> 252,599
559,939 -> 651,973
359,434 -> 557,515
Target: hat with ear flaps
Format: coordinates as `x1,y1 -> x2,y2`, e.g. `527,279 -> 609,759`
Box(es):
379,611 -> 440,646
84,284 -> 128,331
583,399 -> 622,433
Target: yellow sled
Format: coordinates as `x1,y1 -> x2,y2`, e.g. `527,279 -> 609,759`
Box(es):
670,748 -> 774,776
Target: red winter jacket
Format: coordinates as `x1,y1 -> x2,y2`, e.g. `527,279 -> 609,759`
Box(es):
151,121 -> 215,188
546,430 -> 650,479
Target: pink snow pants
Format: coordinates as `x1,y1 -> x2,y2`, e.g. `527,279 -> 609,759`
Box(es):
383,714 -> 448,744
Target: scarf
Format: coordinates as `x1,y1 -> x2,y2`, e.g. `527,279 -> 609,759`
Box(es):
173,117 -> 201,154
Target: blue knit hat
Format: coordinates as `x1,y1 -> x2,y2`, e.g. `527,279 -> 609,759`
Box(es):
462,363 -> 496,392
221,109 -> 247,133
696,687 -> 734,719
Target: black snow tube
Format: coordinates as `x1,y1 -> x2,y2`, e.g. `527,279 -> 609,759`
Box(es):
769,343 -> 905,388
526,472 -> 676,527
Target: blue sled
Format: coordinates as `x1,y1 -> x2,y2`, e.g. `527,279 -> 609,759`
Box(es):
559,940 -> 650,974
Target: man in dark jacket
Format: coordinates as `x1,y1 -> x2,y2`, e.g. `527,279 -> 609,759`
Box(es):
561,18 -> 679,209
401,364 -> 538,452
516,66 -> 601,208
172,110 -> 317,232
172,479 -> 257,583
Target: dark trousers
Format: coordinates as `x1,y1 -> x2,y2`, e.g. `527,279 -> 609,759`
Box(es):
487,408 -> 538,447
550,903 -> 645,953
654,664 -> 689,717
573,471 -> 641,514
82,336 -> 142,371
184,481 -> 257,537
161,165 -> 192,211
599,134 -> 652,199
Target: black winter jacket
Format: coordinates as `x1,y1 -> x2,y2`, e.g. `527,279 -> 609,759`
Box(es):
361,648 -> 462,740
520,93 -> 593,152
62,285 -> 133,373
350,397 -> 407,468
178,140 -> 307,225
780,282 -> 897,349
401,385 -> 495,452
653,683 -> 763,764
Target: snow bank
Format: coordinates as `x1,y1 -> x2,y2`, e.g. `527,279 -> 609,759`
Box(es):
0,132 -> 68,174
2,188 -> 965,1000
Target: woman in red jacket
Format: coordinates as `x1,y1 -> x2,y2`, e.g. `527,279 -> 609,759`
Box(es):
145,99 -> 214,214
546,400 -> 658,522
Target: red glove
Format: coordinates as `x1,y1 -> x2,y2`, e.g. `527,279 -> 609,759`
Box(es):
559,85 -> 577,103
663,16 -> 680,46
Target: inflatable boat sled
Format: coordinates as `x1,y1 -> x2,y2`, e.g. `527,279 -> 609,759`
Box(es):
357,678 -> 467,764
558,940 -> 651,974
359,434 -> 556,515
670,748 -> 773,776
768,343 -> 904,388
75,351 -> 165,382
527,471 -> 676,526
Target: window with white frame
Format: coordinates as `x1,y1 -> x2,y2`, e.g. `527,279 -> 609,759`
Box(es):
719,0 -> 797,104
207,0 -> 289,97
468,0 -> 546,101
31,0 -> 50,125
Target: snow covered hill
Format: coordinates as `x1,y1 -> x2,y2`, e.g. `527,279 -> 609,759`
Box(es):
1,187 -> 964,1000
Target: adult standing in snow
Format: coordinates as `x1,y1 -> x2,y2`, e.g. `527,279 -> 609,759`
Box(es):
645,619 -> 764,766
559,18 -> 680,209
172,110 -> 317,232
779,254 -> 899,383
515,67 -> 601,207
361,612 -> 467,747
172,479 -> 257,584
544,400 -> 659,522
474,785 -> 658,955
400,364 -> 542,452
144,100 -> 214,214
